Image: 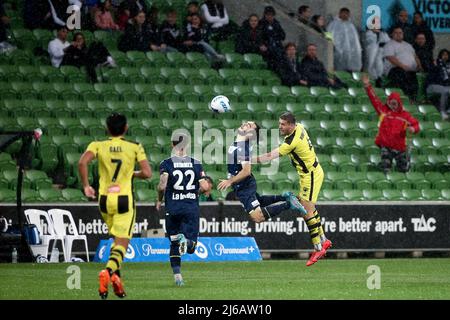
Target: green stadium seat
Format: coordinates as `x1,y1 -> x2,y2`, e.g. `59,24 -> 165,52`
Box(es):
126,51 -> 148,66
421,189 -> 442,200
343,189 -> 364,200
386,172 -> 411,190
243,53 -> 266,69
186,52 -> 210,68
434,121 -> 450,137
0,189 -> 16,202
362,189 -> 383,200
22,189 -> 41,202
405,172 -> 431,190
24,170 -> 53,190
252,86 -> 278,103
401,189 -> 423,200
166,52 -> 189,67
60,66 -> 87,83
179,68 -> 203,85
382,189 -> 404,200
218,69 -> 244,85
272,86 -> 297,103
38,188 -> 63,202
225,53 -> 246,69
61,188 -> 88,202
442,189 -> 450,200
322,190 -> 345,201
432,138 -> 450,155
326,172 -> 352,189
146,51 -> 168,67
418,104 -> 441,121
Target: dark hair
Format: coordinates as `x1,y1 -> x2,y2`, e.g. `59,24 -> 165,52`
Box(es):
284,42 -> 296,51
307,43 -> 317,49
311,14 -> 322,24
98,0 -> 110,13
264,6 -> 276,15
72,32 -> 84,42
340,7 -> 350,14
203,176 -> 213,185
172,133 -> 189,147
57,26 -> 68,32
187,1 -> 199,6
415,32 -> 426,38
106,113 -> 127,136
414,11 -> 423,18
279,112 -> 296,124
438,49 -> 450,60
298,5 -> 310,15
166,8 -> 177,16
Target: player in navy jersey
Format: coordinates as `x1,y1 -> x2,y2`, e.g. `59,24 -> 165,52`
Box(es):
156,133 -> 210,286
217,121 -> 306,223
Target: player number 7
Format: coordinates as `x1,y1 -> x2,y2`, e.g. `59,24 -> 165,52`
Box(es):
111,159 -> 122,182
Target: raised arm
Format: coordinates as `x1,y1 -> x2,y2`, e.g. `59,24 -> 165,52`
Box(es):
362,74 -> 388,115
255,148 -> 280,163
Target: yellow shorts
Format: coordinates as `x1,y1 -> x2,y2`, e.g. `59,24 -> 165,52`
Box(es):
99,193 -> 136,239
297,164 -> 324,203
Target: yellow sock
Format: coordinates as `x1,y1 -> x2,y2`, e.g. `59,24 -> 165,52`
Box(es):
106,244 -> 126,273
305,216 -> 322,250
313,210 -> 326,242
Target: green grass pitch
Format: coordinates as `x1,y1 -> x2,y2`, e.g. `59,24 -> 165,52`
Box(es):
1,259 -> 450,300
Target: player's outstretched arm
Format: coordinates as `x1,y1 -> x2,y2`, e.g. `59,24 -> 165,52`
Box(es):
156,173 -> 168,211
134,159 -> 152,179
217,163 -> 251,190
78,151 -> 96,199
254,148 -> 280,164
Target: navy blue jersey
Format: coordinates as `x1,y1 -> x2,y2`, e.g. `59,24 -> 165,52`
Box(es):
160,156 -> 205,214
227,141 -> 255,190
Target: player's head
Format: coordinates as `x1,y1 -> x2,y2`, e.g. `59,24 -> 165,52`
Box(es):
238,121 -> 260,144
279,112 -> 296,136
171,132 -> 190,154
106,113 -> 128,137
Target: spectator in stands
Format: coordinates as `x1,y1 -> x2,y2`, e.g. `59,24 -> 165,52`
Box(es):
259,6 -> 285,71
48,0 -> 70,29
362,74 -> 420,173
117,2 -> 131,30
310,14 -> 333,41
95,0 -> 120,31
384,27 -> 422,103
412,11 -> 435,51
185,1 -> 200,26
24,0 -> 52,29
365,17 -> 390,87
426,49 -> 450,120
183,13 -> 225,63
327,7 -> 362,72
118,10 -> 150,52
297,5 -> 312,27
146,6 -> 168,53
200,0 -> 233,41
0,1 -> 15,54
199,176 -> 214,201
300,43 -> 347,89
124,0 -> 147,19
235,14 -> 267,56
160,9 -> 185,52
48,26 -> 70,67
277,42 -> 308,87
413,33 -> 434,73
389,9 -> 414,45
61,32 -> 115,83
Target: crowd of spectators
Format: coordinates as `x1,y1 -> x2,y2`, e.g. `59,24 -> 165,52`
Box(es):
6,1 -> 448,118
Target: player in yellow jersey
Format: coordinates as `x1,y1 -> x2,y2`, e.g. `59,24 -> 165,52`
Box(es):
255,112 -> 332,266
78,113 -> 152,299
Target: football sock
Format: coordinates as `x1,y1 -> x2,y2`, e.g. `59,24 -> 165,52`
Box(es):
257,195 -> 285,207
106,244 -> 126,274
262,202 -> 290,220
313,210 -> 327,243
170,242 -> 181,274
305,216 -> 322,251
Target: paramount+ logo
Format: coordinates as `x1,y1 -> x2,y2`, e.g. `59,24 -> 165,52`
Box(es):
411,215 -> 436,232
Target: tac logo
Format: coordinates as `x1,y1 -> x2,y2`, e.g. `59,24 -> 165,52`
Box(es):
125,244 -> 136,259
194,241 -> 208,259
411,215 -> 436,232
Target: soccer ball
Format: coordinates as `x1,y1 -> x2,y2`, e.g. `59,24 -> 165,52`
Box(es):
209,95 -> 231,113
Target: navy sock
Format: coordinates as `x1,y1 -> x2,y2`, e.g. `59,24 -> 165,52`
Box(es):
257,194 -> 285,207
187,240 -> 196,254
170,243 -> 181,274
262,202 -> 290,220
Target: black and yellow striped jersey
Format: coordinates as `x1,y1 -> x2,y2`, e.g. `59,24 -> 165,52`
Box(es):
279,123 -> 319,174
86,137 -> 147,195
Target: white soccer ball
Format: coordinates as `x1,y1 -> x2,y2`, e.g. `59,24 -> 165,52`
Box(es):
209,95 -> 231,113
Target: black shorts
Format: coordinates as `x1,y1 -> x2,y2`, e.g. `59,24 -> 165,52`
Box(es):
165,209 -> 199,242
235,179 -> 260,214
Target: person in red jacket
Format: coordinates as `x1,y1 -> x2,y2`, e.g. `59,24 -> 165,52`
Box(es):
362,75 -> 420,173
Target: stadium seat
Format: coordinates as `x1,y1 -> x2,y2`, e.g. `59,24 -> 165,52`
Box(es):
61,188 -> 88,202
382,189 -> 404,200
343,189 -> 365,201
322,190 -> 345,201
25,170 -> 53,190
186,52 -> 210,68
0,189 -> 16,202
362,189 -> 383,200
243,53 -> 266,69
421,189 -> 442,200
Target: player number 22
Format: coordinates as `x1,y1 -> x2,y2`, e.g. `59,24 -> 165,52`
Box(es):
173,170 -> 195,191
